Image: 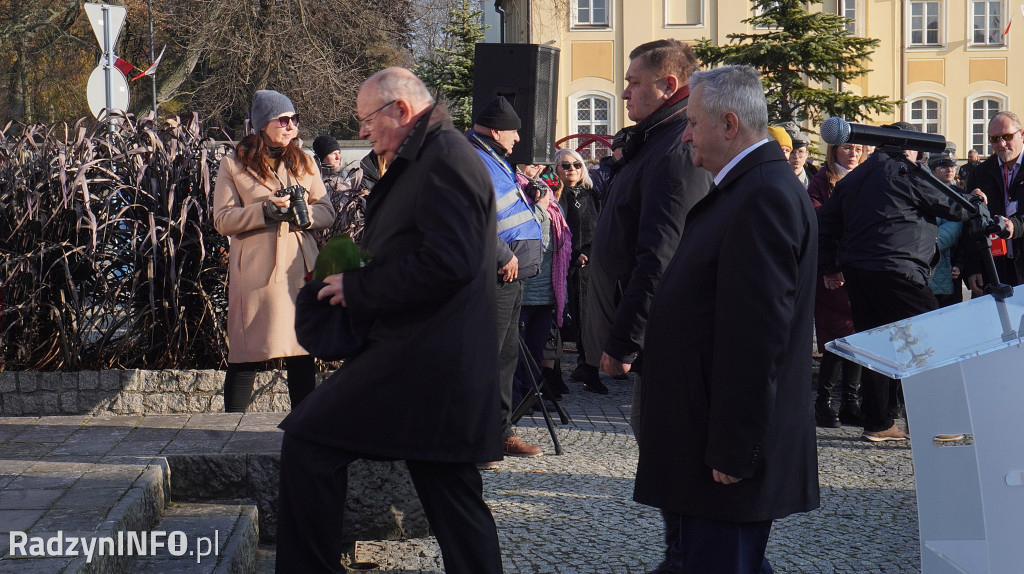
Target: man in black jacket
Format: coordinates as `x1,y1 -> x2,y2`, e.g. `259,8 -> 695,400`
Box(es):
581,38 -> 713,572
966,111 -> 1024,292
818,124 -> 979,443
276,67 -> 503,573
582,39 -> 712,397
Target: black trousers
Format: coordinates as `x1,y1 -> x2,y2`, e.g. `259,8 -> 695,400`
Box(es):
515,304 -> 555,401
495,280 -> 524,440
223,355 -> 316,413
661,512 -> 773,574
842,267 -> 938,432
566,265 -> 591,364
275,433 -> 503,573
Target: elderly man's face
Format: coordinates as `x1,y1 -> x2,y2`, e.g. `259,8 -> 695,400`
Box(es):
989,115 -> 1024,164
622,58 -> 670,123
357,88 -> 403,161
493,129 -> 520,156
681,84 -> 727,174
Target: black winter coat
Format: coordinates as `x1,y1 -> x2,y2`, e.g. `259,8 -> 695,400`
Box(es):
581,99 -> 714,367
634,141 -> 820,522
964,153 -> 1024,284
280,106 -> 502,462
559,183 -> 601,264
819,151 -> 974,286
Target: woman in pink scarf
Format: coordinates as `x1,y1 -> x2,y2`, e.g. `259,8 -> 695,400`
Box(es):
516,164 -> 572,403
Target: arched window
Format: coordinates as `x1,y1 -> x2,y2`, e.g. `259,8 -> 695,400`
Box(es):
907,96 -> 943,134
968,95 -> 1006,156
570,92 -> 615,160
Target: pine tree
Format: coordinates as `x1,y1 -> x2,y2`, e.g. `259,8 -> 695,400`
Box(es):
693,0 -> 897,126
414,0 -> 488,130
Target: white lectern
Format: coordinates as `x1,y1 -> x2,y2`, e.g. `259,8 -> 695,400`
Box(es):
827,294 -> 1024,574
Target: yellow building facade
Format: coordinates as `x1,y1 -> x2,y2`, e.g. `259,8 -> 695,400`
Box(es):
493,0 -> 1021,156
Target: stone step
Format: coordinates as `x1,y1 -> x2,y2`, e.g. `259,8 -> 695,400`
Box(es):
129,502 -> 258,573
1,459 -> 169,573
164,453 -> 429,545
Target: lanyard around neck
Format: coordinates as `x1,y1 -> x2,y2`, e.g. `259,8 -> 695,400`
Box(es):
470,133 -> 514,178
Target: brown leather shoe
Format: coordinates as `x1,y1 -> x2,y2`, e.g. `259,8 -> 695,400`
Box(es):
503,436 -> 543,458
862,424 -> 909,442
476,461 -> 500,471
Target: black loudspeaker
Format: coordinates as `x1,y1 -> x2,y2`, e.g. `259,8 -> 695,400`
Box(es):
473,43 -> 559,165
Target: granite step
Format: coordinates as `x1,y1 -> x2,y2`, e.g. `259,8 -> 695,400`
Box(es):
129,502 -> 258,574
0,457 -> 169,573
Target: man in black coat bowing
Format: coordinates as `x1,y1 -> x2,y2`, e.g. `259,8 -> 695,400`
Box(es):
275,67 -> 503,573
634,65 -> 819,573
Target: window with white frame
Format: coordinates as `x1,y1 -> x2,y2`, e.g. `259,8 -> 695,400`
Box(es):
908,97 -> 942,134
842,0 -> 857,34
574,0 -> 609,27
971,1 -> 1004,46
574,94 -> 612,136
666,0 -> 703,26
970,97 -> 1004,155
573,93 -> 613,159
909,1 -> 942,46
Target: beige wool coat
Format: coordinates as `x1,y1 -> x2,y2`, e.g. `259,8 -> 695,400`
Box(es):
213,152 -> 335,363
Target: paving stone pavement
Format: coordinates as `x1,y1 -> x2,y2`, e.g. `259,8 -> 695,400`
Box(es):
1,359 -> 922,573
340,358 -> 921,574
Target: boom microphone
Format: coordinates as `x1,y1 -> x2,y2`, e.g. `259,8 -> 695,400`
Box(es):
820,117 -> 948,153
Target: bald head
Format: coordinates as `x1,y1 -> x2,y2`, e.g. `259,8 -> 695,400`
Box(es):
363,67 -> 435,111
357,68 -> 436,161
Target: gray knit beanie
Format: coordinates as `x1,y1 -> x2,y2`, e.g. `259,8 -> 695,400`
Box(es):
250,90 -> 295,132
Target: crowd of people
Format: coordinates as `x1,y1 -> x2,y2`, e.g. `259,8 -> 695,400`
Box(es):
205,34 -> 1024,574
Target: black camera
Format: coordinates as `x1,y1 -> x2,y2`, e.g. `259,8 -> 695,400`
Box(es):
525,178 -> 549,202
275,185 -> 311,229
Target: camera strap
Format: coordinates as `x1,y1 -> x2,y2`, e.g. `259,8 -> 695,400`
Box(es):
270,166 -> 293,193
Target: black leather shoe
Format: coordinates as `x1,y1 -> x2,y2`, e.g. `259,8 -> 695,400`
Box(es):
582,370 -> 609,394
569,364 -> 590,381
543,367 -> 569,397
815,404 -> 841,428
838,403 -> 864,426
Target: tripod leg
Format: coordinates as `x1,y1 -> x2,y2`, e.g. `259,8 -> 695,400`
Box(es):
516,337 -> 565,454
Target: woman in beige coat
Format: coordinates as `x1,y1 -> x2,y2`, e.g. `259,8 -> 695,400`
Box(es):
213,90 -> 335,412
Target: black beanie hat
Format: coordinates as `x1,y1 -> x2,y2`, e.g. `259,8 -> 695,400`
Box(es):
474,96 -> 521,131
313,135 -> 341,162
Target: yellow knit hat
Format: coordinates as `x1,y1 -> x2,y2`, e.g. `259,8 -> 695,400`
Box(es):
767,125 -> 793,150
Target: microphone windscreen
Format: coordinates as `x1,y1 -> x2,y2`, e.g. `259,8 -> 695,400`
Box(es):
821,117 -> 850,146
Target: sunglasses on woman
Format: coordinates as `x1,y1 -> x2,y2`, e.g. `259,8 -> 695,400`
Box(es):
276,115 -> 300,128
559,161 -> 583,170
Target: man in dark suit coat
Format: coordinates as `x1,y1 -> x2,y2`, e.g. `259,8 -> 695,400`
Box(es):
582,38 -> 713,396
275,68 -> 504,573
634,65 -> 820,573
965,110 -> 1024,293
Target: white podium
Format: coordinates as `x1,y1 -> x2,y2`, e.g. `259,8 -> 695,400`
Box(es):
827,294 -> 1024,574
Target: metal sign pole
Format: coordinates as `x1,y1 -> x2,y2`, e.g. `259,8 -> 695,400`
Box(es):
147,0 -> 157,115
102,4 -> 113,122
85,3 -> 130,123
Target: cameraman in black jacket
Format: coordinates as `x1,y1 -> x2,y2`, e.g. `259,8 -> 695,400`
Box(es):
818,124 -> 979,442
